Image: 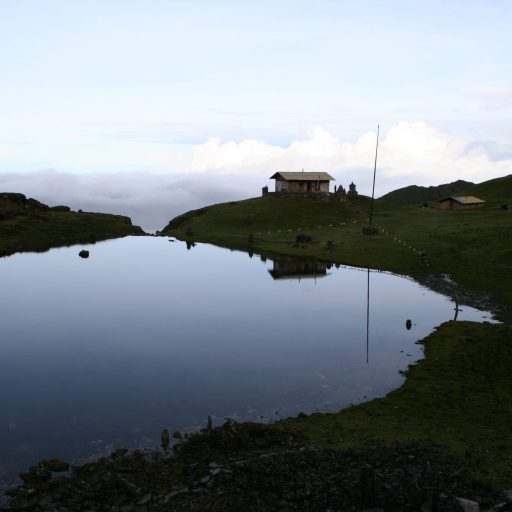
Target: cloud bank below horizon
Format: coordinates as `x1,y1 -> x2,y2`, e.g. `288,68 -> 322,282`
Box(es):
0,122 -> 510,231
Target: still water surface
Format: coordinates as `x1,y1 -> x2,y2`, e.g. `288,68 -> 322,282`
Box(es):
0,236 -> 493,483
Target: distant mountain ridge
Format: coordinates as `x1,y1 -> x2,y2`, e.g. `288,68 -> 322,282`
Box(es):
378,180 -> 475,205
380,174 -> 512,205
469,174 -> 512,203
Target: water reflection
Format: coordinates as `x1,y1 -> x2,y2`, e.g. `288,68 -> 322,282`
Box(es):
0,238 -> 495,486
454,302 -> 462,321
366,268 -> 370,364
268,257 -> 329,281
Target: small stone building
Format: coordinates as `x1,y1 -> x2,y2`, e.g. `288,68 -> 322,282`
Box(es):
347,182 -> 358,197
270,172 -> 334,194
438,196 -> 485,210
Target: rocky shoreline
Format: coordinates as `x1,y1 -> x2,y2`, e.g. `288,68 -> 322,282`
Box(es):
2,421 -> 511,511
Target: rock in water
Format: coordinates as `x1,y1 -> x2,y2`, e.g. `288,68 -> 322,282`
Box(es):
41,459 -> 70,472
455,497 -> 480,512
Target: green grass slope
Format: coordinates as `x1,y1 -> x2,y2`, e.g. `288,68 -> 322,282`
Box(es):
164,194 -> 371,236
0,192 -> 145,256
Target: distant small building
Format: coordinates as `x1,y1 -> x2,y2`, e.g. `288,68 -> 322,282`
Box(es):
269,171 -> 334,194
347,182 -> 358,197
438,196 -> 485,210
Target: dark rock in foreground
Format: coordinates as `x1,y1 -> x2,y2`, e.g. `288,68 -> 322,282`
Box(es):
3,421 -> 500,511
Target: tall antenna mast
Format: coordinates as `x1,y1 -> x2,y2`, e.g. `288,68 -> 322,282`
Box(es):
368,125 -> 380,226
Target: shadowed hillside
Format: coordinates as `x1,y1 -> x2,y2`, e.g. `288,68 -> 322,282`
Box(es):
0,192 -> 145,256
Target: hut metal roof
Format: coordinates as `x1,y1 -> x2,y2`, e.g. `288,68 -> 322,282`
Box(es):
439,195 -> 485,205
270,172 -> 335,181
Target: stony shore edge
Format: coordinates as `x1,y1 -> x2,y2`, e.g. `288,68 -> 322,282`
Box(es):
2,422 -> 510,512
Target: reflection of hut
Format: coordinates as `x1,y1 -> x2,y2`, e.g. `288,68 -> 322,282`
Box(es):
438,196 -> 485,210
270,172 -> 334,194
268,258 -> 328,280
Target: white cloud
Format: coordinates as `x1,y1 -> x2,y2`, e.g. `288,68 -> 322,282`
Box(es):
189,122 -> 512,187
191,137 -> 285,172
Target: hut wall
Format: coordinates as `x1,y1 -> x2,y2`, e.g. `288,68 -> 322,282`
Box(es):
275,179 -> 331,194
438,200 -> 454,210
319,181 -> 329,192
275,179 -> 288,193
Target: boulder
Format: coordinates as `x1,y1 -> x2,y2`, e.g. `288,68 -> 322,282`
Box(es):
296,234 -> 312,244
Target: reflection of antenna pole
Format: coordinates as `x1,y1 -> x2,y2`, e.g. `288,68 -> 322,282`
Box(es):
369,125 -> 380,226
366,268 -> 370,364
454,301 -> 461,321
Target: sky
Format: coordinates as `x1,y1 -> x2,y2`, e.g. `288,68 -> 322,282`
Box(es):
1,0 -> 511,230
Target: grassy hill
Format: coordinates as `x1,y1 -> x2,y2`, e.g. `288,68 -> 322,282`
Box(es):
379,179 -> 474,205
379,174 -> 512,207
164,194 -> 372,236
0,192 -> 145,256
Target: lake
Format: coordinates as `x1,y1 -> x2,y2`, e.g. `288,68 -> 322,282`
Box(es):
0,236 -> 493,485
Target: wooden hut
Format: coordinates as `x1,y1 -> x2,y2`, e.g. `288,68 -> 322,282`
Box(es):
270,172 -> 334,194
438,196 -> 485,210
